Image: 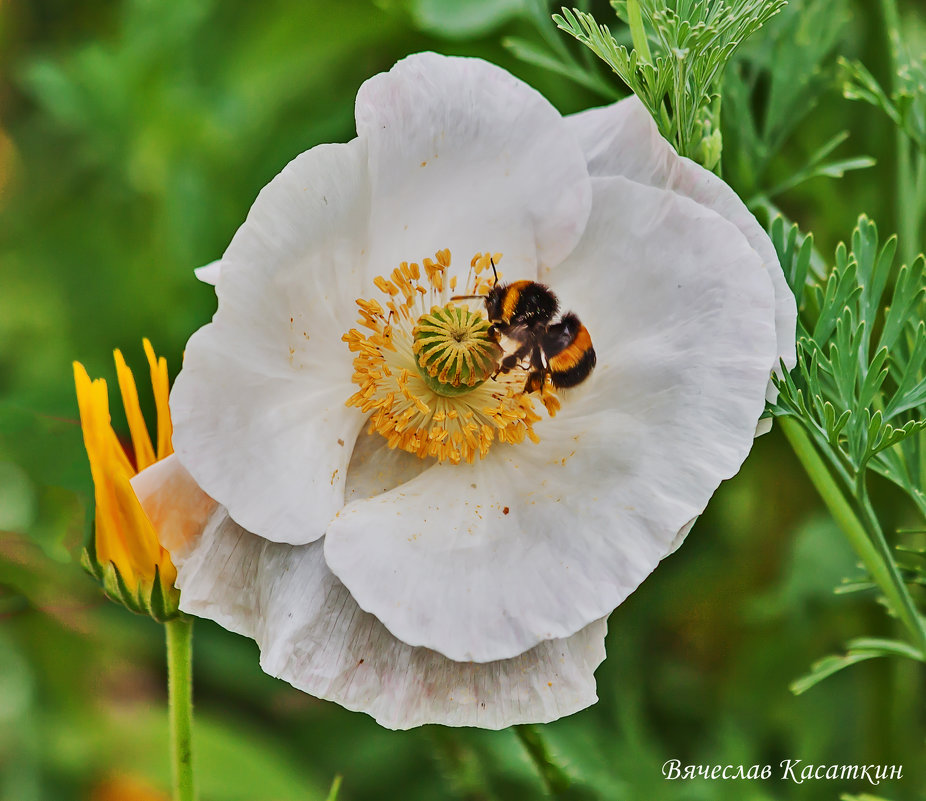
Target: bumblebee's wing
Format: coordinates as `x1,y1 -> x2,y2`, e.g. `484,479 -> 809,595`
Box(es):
541,313 -> 582,357
496,323 -> 531,349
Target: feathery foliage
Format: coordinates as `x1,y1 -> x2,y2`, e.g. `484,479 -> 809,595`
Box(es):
552,0 -> 786,168
771,214 -> 926,690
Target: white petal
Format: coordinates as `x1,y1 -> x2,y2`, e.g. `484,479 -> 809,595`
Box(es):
356,52 -> 591,278
755,416 -> 774,437
344,429 -> 433,503
324,176 -> 778,662
134,456 -> 606,729
667,517 -> 698,557
130,454 -> 217,554
194,260 -> 222,286
567,96 -> 796,396
170,139 -> 372,545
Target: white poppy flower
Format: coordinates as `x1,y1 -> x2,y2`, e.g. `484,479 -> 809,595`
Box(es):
132,52 -> 795,730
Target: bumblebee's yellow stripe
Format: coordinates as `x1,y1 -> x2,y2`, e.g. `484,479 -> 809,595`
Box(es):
502,280 -> 532,322
549,326 -> 592,372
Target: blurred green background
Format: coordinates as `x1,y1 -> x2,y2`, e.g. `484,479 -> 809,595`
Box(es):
1,1 -> 924,799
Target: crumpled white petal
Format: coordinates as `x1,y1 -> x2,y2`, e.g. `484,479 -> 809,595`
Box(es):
356,52 -> 592,278
170,139 -> 371,545
566,96 -> 796,398
132,456 -> 606,730
324,176 -> 778,662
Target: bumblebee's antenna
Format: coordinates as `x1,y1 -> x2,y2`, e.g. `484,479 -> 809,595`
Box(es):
450,257 -> 499,304
450,294 -> 488,302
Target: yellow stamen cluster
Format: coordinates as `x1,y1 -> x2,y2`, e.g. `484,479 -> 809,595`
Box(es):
342,250 -> 553,464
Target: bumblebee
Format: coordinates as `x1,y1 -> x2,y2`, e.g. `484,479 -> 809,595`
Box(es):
455,271 -> 596,393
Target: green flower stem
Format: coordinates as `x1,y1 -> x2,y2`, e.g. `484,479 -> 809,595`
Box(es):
855,471 -> 926,654
514,724 -> 571,796
324,774 -> 343,801
626,0 -> 652,65
780,417 -> 926,655
879,0 -> 920,267
166,616 -> 195,801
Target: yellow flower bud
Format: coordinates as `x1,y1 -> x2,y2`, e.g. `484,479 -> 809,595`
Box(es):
73,339 -> 180,620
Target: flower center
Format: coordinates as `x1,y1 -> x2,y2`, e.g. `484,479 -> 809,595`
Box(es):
342,249 -> 559,464
413,304 -> 498,396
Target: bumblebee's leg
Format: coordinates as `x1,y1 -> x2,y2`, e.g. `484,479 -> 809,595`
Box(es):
492,354 -> 521,379
523,371 -> 545,394
492,342 -> 531,379
522,344 -> 548,394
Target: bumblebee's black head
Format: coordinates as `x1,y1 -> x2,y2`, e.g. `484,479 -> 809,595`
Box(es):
484,281 -> 559,327
483,283 -> 506,322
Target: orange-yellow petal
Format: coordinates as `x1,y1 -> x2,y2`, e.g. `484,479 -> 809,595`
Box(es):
143,338 -> 173,460
91,774 -> 171,801
114,349 -> 157,471
75,362 -> 138,582
74,360 -> 163,589
158,550 -> 178,589
74,362 -> 134,474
